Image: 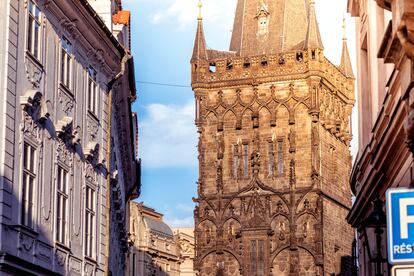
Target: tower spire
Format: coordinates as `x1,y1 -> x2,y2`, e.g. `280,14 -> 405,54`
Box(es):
198,0 -> 203,20
339,17 -> 354,78
304,0 -> 324,50
191,0 -> 208,61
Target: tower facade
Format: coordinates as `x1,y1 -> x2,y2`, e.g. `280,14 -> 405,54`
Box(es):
191,1 -> 356,275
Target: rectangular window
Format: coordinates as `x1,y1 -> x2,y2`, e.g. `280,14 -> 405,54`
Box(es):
27,0 -> 41,59
243,144 -> 249,177
56,166 -> 68,244
22,142 -> 36,228
250,240 -> 265,276
268,142 -> 274,177
85,185 -> 95,257
87,66 -> 98,115
277,141 -> 284,176
232,145 -> 239,179
60,36 -> 72,89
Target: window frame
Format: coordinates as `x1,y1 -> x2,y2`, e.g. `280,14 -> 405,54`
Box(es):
56,165 -> 69,245
242,143 -> 249,178
21,141 -> 37,229
26,0 -> 42,61
60,36 -> 73,90
277,139 -> 284,176
250,239 -> 265,275
84,184 -> 96,258
87,65 -> 98,116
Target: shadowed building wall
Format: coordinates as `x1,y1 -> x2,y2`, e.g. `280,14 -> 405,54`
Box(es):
347,0 -> 414,275
0,0 -> 140,275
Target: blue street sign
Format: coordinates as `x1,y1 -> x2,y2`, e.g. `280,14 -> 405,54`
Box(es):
387,188 -> 414,264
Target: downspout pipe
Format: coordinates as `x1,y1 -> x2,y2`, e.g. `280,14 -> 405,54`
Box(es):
106,49 -> 132,275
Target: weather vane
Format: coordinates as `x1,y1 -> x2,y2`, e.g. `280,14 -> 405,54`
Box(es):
198,0 -> 203,20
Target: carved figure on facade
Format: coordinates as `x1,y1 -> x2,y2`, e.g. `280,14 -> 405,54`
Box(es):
216,132 -> 224,160
58,89 -> 75,115
24,57 -> 44,88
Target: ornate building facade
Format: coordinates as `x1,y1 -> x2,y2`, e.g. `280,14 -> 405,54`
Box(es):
191,0 -> 356,275
347,0 -> 414,275
0,0 -> 140,275
174,228 -> 196,276
129,202 -> 181,276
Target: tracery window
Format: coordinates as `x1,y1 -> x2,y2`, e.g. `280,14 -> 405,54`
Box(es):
277,140 -> 284,175
27,0 -> 42,60
268,141 -> 274,177
243,143 -> 249,177
250,239 -> 265,276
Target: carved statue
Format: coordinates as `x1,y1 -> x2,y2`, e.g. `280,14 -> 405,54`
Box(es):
216,133 -> 224,160
279,222 -> 286,241
288,127 -> 296,153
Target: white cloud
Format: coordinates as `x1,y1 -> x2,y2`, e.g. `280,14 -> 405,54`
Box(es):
139,101 -> 198,168
149,0 -> 236,29
176,203 -> 195,212
165,216 -> 194,227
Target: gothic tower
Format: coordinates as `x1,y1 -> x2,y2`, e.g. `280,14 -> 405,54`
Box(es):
190,1 -> 355,275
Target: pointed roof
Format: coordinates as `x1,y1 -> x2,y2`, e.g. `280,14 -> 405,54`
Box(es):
304,0 -> 324,50
229,0 -> 316,56
339,18 -> 354,78
191,1 -> 208,61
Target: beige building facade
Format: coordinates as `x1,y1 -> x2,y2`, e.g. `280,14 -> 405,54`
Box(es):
174,228 -> 196,276
0,0 -> 140,275
129,202 -> 181,276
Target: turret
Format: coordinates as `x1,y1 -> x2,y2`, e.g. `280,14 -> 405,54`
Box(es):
191,0 -> 208,62
339,17 -> 355,78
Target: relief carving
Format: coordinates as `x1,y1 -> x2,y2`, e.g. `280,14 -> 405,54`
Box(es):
55,249 -> 67,267
25,57 -> 44,88
59,18 -> 80,40
58,89 -> 74,115
19,233 -> 35,252
37,243 -> 52,262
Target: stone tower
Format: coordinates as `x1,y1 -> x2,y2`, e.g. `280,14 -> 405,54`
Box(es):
190,0 -> 355,275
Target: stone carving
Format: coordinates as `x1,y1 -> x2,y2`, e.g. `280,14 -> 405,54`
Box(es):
37,243 -> 52,262
55,249 -> 67,267
22,112 -> 40,142
58,89 -> 75,115
216,133 -> 224,160
56,139 -> 73,166
85,163 -> 96,183
19,233 -> 34,252
87,116 -> 99,141
288,127 -> 296,153
216,160 -> 223,192
279,222 -> 286,241
69,257 -> 82,273
84,263 -> 94,276
25,57 -> 44,88
289,159 -> 296,188
59,18 -> 80,40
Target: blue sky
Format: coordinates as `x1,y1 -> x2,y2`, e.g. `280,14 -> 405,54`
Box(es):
123,0 -> 357,227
